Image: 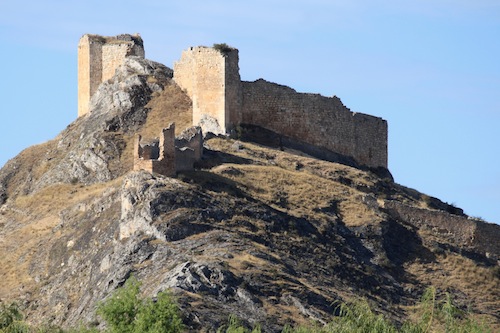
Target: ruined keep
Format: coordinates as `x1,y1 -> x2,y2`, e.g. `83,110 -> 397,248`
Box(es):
133,124 -> 204,176
77,34 -> 388,171
78,34 -> 145,117
173,45 -> 387,169
134,124 -> 177,177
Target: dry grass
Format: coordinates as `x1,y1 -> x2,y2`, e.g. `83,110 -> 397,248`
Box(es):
211,163 -> 382,227
4,139 -> 62,197
0,178 -> 123,301
117,82 -> 193,171
227,252 -> 274,273
404,252 -> 500,327
142,83 -> 192,138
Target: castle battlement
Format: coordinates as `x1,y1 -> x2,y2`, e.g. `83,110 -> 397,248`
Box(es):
77,34 -> 388,170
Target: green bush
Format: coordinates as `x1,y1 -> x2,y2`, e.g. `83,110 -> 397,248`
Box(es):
0,302 -> 29,333
133,291 -> 184,333
97,278 -> 140,333
97,276 -> 183,333
401,287 -> 493,333
1,285 -> 494,333
281,300 -> 396,333
217,315 -> 261,333
220,288 -> 493,333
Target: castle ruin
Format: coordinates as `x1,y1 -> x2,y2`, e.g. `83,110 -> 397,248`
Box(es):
78,34 -> 145,117
173,46 -> 387,169
133,124 -> 203,176
78,34 -> 388,173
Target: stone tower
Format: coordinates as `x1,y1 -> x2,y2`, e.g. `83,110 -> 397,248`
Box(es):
77,34 -> 145,117
173,46 -> 241,135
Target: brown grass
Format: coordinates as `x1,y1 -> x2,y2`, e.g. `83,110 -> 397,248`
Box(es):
211,163 -> 382,227
142,83 -> 192,138
5,140 -> 61,197
0,178 -> 123,300
404,252 -> 500,327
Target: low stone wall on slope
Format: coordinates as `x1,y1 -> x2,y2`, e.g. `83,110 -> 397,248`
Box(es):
384,201 -> 500,259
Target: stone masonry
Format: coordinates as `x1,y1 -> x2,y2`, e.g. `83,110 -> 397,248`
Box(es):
173,45 -> 387,169
77,34 -> 388,169
133,124 -> 203,176
78,34 -> 145,117
384,201 -> 500,259
240,80 -> 387,169
173,46 -> 241,135
134,124 -> 176,177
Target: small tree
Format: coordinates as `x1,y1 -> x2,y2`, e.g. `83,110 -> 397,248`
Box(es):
97,276 -> 183,333
97,277 -> 141,333
213,43 -> 233,54
134,291 -> 184,333
0,302 -> 29,333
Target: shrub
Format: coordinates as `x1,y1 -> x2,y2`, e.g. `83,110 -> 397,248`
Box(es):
401,287 -> 493,333
213,43 -> 233,54
217,315 -> 261,333
134,291 -> 183,333
0,302 -> 29,333
97,276 -> 183,333
97,277 -> 140,333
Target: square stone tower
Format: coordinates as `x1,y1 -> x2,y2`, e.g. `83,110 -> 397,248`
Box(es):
173,46 -> 242,135
77,34 -> 145,117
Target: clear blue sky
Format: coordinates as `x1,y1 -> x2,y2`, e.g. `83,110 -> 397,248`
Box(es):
1,1 -> 499,223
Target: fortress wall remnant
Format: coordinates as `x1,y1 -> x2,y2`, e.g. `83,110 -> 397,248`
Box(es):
134,124 -> 176,177
384,201 -> 500,258
134,124 -> 203,176
175,126 -> 203,161
78,34 -> 144,117
173,47 -> 241,134
240,80 -> 388,168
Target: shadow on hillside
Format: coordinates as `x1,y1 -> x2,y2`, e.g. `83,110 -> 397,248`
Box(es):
238,124 -> 394,181
195,148 -> 255,170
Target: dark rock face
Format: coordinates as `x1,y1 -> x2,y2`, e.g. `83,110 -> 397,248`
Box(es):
0,54 -> 499,332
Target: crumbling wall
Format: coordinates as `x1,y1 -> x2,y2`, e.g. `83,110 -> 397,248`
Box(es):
240,80 -> 388,168
134,124 -> 203,176
173,47 -> 241,134
134,124 -> 176,177
78,34 -> 144,117
175,126 -> 203,161
384,201 -> 500,258
175,148 -> 196,172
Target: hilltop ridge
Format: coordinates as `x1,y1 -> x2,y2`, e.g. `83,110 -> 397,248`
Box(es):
0,35 -> 498,331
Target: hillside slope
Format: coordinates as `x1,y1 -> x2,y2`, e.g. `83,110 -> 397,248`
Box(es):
0,56 -> 498,332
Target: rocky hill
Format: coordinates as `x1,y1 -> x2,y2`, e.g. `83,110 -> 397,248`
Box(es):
0,56 -> 499,332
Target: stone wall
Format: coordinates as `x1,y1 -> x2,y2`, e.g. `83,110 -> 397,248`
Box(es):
134,124 -> 176,177
176,126 -> 203,161
78,34 -> 144,117
384,201 -> 500,258
173,47 -> 241,134
173,45 -> 387,169
240,80 -> 388,168
134,124 -> 203,176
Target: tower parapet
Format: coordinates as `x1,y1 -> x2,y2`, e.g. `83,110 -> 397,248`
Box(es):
78,34 -> 145,117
